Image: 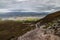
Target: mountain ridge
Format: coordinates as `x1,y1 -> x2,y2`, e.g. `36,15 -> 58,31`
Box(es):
0,12 -> 49,18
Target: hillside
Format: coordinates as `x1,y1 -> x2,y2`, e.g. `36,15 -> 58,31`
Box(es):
35,11 -> 60,36
41,11 -> 60,23
19,11 -> 60,40
0,21 -> 35,40
35,11 -> 60,25
0,11 -> 60,40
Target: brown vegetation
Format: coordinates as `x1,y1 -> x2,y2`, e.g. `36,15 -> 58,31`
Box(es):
0,21 -> 35,40
35,11 -> 60,25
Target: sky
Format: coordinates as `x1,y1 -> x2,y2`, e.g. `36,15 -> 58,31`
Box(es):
0,0 -> 60,13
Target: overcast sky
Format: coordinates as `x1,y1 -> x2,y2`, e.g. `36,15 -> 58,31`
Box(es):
0,0 -> 60,13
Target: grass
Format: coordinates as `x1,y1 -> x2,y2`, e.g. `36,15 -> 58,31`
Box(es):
0,18 -> 38,40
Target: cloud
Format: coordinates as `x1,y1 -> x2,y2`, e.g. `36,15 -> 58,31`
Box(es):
15,0 -> 28,2
0,9 -> 11,13
0,0 -> 60,13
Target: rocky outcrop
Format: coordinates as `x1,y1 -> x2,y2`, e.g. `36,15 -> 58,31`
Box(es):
35,11 -> 60,37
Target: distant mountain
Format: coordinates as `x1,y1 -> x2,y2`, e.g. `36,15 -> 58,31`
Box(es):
0,12 -> 49,18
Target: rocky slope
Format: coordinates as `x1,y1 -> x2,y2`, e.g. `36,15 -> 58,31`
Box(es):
35,11 -> 60,37
19,28 -> 60,40
19,11 -> 60,40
